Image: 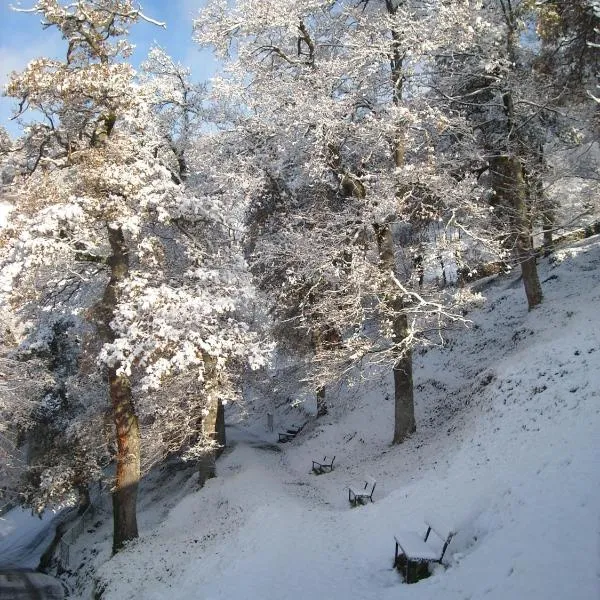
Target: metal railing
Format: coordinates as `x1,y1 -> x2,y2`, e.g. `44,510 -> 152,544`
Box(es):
57,497 -> 109,571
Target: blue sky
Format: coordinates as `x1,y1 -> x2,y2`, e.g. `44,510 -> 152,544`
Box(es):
0,0 -> 215,136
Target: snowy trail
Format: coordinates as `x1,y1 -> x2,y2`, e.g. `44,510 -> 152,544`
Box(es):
115,443 -> 399,600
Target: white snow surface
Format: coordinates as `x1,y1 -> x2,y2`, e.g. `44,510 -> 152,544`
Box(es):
67,236 -> 599,600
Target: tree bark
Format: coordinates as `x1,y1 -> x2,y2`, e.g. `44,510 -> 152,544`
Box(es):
392,329 -> 415,444
541,196 -> 555,255
198,353 -> 225,485
374,223 -> 416,444
316,386 -> 328,417
490,155 -> 543,310
94,224 -> 140,553
110,367 -> 140,553
383,4 -> 416,443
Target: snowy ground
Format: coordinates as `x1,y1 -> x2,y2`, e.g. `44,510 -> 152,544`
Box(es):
63,236 -> 599,600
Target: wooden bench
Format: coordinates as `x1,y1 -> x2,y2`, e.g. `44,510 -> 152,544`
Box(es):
348,477 -> 376,506
393,518 -> 456,583
312,455 -> 335,475
277,424 -> 305,443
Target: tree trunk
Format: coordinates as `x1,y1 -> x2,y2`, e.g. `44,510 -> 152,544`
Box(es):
489,155 -> 543,310
374,223 -> 416,444
76,483 -> 90,516
203,396 -> 226,456
381,9 -> 416,443
198,353 -> 225,485
110,367 -> 140,553
94,224 -> 140,553
393,331 -> 415,444
541,198 -> 555,255
316,386 -> 328,417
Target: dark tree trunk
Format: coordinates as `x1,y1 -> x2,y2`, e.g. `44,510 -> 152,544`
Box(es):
380,6 -> 415,443
77,483 -> 90,516
198,353 -> 225,485
374,223 -> 416,444
316,386 -> 328,417
490,155 -> 543,310
215,398 -> 226,455
94,224 -> 140,553
392,316 -> 416,444
203,396 -> 226,456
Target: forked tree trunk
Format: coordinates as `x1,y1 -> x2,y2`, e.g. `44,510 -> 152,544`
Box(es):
490,155 -> 543,310
95,224 -> 140,553
374,223 -> 416,444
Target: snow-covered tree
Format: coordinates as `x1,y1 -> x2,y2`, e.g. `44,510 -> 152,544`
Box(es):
430,0 -> 600,309
429,0 -> 552,309
534,0 -> 600,97
2,0 -> 266,552
140,46 -> 207,183
195,0 -> 499,442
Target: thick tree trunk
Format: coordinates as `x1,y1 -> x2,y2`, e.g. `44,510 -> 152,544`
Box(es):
490,155 -> 543,310
110,367 -> 140,553
198,353 -> 225,485
393,328 -> 415,445
94,224 -> 140,553
374,223 -> 416,444
203,396 -> 226,455
377,9 -> 416,443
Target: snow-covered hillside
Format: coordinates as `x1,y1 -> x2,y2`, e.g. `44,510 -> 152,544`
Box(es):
68,236 -> 600,600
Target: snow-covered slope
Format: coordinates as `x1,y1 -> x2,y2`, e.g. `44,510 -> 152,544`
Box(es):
70,236 -> 600,600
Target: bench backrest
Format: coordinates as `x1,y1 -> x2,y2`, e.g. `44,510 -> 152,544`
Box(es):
424,517 -> 456,562
364,477 -> 376,494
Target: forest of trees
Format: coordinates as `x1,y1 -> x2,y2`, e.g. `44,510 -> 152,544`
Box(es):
0,0 -> 597,554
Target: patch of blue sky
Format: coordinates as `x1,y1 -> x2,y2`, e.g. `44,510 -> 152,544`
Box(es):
0,0 -> 215,136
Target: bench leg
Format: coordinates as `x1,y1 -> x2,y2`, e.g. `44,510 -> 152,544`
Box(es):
403,560 -> 432,584
394,550 -> 410,581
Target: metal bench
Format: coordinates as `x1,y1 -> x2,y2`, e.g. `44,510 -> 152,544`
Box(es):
348,477 -> 376,506
312,455 -> 335,474
277,423 -> 305,443
393,517 -> 456,583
